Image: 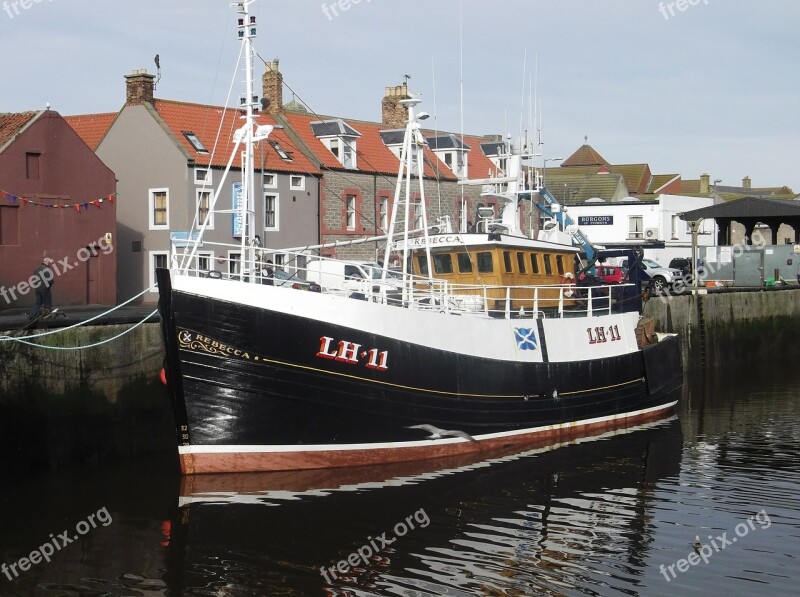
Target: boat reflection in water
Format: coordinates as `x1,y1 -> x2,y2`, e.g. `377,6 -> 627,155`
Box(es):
165,412 -> 682,595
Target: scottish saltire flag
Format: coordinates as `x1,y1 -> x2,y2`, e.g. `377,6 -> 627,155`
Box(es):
514,328 -> 537,351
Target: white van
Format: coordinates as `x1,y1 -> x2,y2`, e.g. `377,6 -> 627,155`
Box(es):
305,260 -> 402,294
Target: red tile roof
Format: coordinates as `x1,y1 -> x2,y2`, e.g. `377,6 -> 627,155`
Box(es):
0,111 -> 38,150
152,100 -> 319,175
282,111 -> 456,180
63,112 -> 117,150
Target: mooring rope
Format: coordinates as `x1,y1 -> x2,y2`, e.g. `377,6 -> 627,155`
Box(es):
0,286 -> 158,349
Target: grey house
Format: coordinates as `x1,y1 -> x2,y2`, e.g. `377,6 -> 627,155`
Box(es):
66,69 -> 320,304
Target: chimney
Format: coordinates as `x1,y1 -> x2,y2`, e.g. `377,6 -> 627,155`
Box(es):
742,176 -> 751,189
700,173 -> 710,195
381,83 -> 409,128
261,59 -> 283,115
125,69 -> 156,105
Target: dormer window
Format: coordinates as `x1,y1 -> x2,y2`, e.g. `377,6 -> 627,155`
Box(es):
427,134 -> 469,179
380,129 -> 420,175
311,119 -> 361,169
480,141 -> 507,174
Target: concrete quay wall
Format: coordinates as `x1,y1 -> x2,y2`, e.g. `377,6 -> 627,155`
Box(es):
644,288 -> 800,371
0,323 -> 173,473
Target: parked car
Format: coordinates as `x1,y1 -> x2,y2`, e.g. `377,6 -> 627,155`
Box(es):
272,269 -> 321,292
618,258 -> 683,293
596,265 -> 627,284
668,257 -> 692,277
305,259 -> 402,293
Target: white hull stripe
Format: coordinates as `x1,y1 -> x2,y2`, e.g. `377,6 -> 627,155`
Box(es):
179,400 -> 678,455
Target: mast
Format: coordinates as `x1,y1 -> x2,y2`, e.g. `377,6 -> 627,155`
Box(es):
381,95 -> 432,295
236,1 -> 259,282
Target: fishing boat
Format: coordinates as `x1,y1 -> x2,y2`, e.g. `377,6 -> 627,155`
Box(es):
156,1 -> 682,475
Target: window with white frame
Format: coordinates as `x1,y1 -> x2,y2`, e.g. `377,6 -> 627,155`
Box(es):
149,188 -> 169,229
443,151 -> 466,178
413,197 -> 423,230
313,120 -> 361,169
197,251 -> 213,273
671,215 -> 679,239
228,252 -> 242,277
196,190 -> 214,229
149,251 -> 169,292
289,175 -> 305,191
341,140 -> 356,169
379,196 -> 388,231
263,173 -> 277,188
346,195 -> 356,230
264,193 -> 279,231
194,167 -> 211,185
628,216 -> 644,239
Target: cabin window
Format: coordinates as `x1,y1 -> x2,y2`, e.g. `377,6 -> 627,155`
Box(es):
502,251 -> 513,273
556,255 -> 565,275
543,254 -> 553,275
477,252 -> 493,273
517,252 -> 526,274
416,255 -> 429,275
530,253 -> 540,274
457,253 -> 473,273
434,254 -> 454,274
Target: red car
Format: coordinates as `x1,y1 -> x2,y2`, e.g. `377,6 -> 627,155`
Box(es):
596,265 -> 627,284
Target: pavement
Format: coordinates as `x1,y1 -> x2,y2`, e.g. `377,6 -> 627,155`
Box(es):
0,304 -> 160,333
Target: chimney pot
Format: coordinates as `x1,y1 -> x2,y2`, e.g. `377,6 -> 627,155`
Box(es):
125,69 -> 156,105
261,58 -> 283,115
700,173 -> 710,195
381,82 -> 410,127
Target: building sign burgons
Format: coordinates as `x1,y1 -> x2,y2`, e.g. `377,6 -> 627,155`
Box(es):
578,215 -> 613,226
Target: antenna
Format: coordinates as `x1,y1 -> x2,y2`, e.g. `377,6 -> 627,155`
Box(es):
154,54 -> 161,90
459,0 -> 465,170
518,49 -> 527,152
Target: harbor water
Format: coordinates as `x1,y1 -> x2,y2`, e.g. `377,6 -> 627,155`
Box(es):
1,356 -> 798,596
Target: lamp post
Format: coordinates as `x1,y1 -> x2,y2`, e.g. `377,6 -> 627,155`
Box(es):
542,157 -> 563,188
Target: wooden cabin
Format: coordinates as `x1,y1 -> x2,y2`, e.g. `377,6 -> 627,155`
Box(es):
407,235 -> 580,314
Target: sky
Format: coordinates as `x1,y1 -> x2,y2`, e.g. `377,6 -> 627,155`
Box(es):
2,0 -> 798,193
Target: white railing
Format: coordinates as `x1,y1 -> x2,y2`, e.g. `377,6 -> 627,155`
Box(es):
169,241 -> 634,319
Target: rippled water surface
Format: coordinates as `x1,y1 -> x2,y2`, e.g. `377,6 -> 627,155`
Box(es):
2,358 -> 799,596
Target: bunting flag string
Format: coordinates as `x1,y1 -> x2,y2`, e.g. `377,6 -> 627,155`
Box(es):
0,190 -> 116,212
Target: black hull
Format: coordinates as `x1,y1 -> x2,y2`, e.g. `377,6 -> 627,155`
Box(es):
156,270 -> 682,473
